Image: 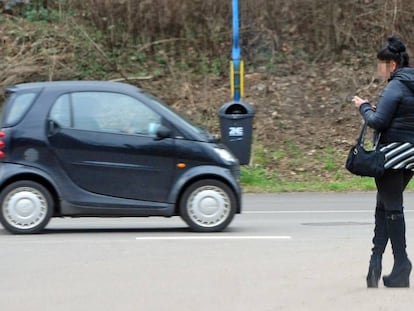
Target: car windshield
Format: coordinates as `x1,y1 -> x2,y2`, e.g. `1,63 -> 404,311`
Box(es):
143,91 -> 214,140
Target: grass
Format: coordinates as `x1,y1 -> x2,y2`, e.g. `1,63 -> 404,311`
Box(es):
239,144 -> 414,193
240,166 -> 379,192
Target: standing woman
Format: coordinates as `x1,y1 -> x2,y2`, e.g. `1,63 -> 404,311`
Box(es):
353,35 -> 413,288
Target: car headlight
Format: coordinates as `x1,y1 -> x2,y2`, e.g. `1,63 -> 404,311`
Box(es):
214,147 -> 238,163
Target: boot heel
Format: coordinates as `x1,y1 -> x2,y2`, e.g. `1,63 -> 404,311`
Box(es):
367,269 -> 380,288
367,257 -> 382,288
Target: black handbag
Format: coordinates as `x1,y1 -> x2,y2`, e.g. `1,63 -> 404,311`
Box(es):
345,122 -> 385,178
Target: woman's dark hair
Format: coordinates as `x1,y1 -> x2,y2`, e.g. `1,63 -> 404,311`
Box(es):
377,35 -> 409,67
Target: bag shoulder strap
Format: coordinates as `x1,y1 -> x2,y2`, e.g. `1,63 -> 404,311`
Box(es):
357,122 -> 368,146
358,121 -> 381,149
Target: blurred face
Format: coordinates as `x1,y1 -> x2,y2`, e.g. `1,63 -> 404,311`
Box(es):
377,60 -> 397,81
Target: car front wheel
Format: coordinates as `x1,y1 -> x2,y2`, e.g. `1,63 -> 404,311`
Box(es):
0,181 -> 53,234
179,179 -> 236,232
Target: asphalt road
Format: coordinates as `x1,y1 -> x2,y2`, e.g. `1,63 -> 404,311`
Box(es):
1,192 -> 413,311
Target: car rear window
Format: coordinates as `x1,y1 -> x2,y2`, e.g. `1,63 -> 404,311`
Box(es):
1,92 -> 37,127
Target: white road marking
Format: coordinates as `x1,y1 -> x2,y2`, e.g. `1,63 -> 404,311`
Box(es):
135,235 -> 291,241
244,210 -> 414,214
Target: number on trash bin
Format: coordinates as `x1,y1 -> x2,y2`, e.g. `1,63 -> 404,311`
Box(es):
229,127 -> 244,137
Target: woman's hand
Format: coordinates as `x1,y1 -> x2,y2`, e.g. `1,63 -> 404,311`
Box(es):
352,95 -> 369,109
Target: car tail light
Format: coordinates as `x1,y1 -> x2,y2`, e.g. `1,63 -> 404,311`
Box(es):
0,131 -> 6,158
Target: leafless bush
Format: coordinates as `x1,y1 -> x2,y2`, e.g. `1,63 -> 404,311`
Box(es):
3,0 -> 414,60
59,0 -> 414,62
3,0 -> 414,92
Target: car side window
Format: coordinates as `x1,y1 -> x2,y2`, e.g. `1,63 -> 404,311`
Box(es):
107,94 -> 161,135
71,93 -> 102,131
49,95 -> 71,127
50,92 -> 161,135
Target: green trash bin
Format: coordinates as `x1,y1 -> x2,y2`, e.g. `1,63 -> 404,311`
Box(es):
218,101 -> 255,165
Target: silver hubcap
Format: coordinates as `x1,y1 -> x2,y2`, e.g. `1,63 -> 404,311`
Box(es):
187,185 -> 231,228
2,187 -> 48,230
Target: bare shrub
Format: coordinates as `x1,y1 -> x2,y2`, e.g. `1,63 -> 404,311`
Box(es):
59,0 -> 414,62
3,0 -> 414,91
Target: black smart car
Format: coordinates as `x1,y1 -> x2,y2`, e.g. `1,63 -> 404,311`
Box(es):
0,81 -> 241,234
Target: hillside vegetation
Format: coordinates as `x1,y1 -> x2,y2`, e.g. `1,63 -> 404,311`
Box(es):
2,0 -> 414,190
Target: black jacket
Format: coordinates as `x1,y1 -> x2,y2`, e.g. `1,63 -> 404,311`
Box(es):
360,67 -> 414,144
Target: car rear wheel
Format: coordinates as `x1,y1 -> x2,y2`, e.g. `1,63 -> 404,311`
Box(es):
0,181 -> 53,234
179,179 -> 236,232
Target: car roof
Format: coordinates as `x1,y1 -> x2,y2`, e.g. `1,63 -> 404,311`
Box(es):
6,80 -> 142,93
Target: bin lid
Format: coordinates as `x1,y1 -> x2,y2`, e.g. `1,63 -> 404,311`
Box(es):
218,101 -> 255,117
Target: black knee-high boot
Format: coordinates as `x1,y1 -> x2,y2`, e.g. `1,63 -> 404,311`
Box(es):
367,208 -> 388,288
383,212 -> 412,288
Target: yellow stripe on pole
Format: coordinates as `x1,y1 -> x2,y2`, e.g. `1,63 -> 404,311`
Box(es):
230,61 -> 235,98
240,60 -> 244,98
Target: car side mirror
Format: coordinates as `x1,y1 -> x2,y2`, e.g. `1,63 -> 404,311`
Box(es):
47,119 -> 61,136
155,125 -> 172,140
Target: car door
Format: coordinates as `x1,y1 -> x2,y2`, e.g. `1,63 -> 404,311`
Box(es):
47,91 -> 175,203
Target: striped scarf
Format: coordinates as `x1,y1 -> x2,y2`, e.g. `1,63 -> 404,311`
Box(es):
380,142 -> 414,170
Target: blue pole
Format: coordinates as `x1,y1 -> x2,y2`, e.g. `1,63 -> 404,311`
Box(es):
231,0 -> 241,102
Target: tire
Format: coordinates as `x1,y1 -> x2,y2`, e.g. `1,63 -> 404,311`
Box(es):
179,179 -> 236,232
0,181 -> 54,234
